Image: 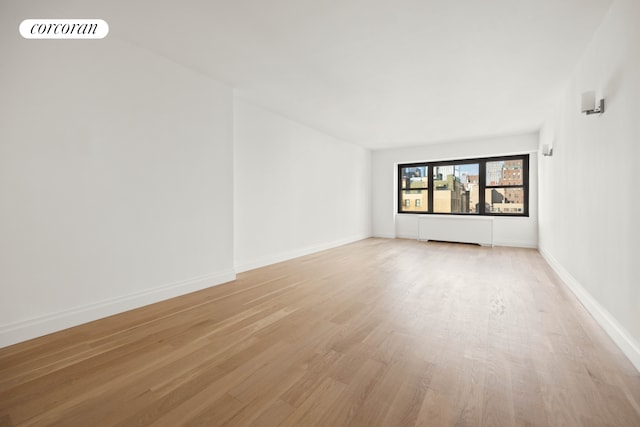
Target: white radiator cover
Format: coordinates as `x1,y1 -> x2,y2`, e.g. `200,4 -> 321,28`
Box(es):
418,215 -> 493,246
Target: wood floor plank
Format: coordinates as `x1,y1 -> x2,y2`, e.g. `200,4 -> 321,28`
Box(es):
0,238 -> 639,426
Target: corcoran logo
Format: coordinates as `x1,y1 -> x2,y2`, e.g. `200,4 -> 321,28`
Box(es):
19,19 -> 109,39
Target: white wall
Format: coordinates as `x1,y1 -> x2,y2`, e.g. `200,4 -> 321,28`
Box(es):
372,133 -> 539,247
538,0 -> 640,370
234,98 -> 371,272
0,16 -> 235,346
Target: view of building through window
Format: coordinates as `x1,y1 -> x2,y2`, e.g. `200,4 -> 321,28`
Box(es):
433,164 -> 479,213
398,155 -> 528,215
400,165 -> 428,212
485,159 -> 525,213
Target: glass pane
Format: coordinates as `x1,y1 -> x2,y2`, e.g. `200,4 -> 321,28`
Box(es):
433,164 -> 479,213
400,166 -> 428,190
485,188 -> 525,214
486,159 -> 524,186
400,190 -> 428,212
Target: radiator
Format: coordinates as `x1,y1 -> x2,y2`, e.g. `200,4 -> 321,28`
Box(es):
418,215 -> 493,246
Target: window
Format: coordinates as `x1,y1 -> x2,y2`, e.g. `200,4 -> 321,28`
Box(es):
485,159 -> 526,214
433,163 -> 479,213
399,165 -> 428,212
398,154 -> 529,216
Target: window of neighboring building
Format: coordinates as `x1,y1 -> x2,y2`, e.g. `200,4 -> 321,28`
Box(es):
398,154 -> 529,216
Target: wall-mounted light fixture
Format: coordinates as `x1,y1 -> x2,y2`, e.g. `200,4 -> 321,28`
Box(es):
581,91 -> 605,115
542,144 -> 553,156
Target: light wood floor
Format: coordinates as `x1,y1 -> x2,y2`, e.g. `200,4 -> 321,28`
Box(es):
1,238 -> 639,426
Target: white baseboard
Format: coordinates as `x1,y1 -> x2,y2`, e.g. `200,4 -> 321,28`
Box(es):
372,233 -> 396,239
0,269 -> 236,349
540,248 -> 640,373
392,235 -> 537,248
493,240 -> 538,248
395,233 -> 417,240
234,234 -> 370,273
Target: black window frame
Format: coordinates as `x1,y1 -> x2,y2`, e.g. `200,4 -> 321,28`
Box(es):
397,154 -> 529,217
398,163 -> 429,213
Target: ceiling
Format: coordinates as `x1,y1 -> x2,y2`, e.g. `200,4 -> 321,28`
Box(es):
11,0 -> 613,149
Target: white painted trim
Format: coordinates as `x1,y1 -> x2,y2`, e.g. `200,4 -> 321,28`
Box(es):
493,241 -> 538,249
540,248 -> 640,373
396,233 -> 418,240
383,234 -> 537,248
372,233 -> 396,239
234,235 -> 369,273
0,270 -> 236,349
